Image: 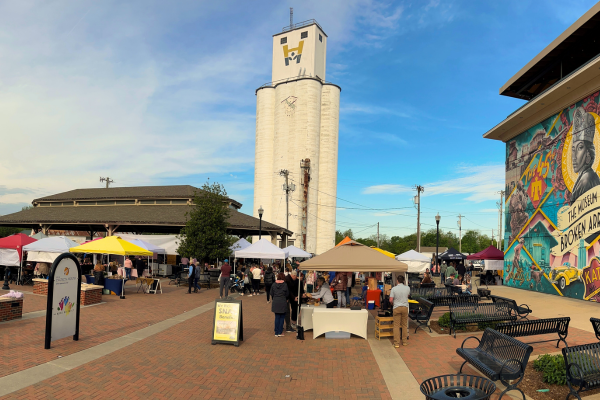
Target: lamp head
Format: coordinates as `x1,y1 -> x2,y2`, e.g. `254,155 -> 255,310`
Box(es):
435,213 -> 441,223
258,205 -> 264,217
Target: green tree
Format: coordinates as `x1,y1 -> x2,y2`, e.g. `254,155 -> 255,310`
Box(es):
0,227 -> 21,238
177,181 -> 232,263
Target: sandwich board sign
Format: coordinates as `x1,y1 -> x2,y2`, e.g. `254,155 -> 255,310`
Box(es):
44,253 -> 82,349
211,299 -> 243,346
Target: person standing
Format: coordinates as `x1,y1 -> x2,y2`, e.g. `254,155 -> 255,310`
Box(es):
270,273 -> 289,337
285,271 -> 303,330
264,266 -> 275,303
252,264 -> 262,295
446,262 -> 456,282
124,257 -> 132,280
187,261 -> 196,294
332,272 -> 348,308
457,262 -> 466,280
389,275 -> 410,348
219,259 -> 232,299
440,262 -> 447,285
136,256 -> 145,278
193,261 -> 201,292
346,272 -> 353,306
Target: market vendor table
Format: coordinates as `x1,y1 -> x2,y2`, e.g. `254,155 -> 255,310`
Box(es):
312,308 -> 368,339
300,304 -> 326,331
366,289 -> 382,307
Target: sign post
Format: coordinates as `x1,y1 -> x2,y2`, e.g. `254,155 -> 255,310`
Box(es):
211,299 -> 243,346
44,253 -> 82,349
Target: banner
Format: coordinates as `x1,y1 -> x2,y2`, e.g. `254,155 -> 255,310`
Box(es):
212,299 -> 243,346
45,253 -> 81,349
552,186 -> 600,256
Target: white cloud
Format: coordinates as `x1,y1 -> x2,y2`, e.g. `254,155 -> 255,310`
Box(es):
362,184 -> 412,194
362,164 -> 504,202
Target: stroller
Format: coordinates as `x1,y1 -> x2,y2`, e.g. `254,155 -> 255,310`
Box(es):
229,275 -> 244,294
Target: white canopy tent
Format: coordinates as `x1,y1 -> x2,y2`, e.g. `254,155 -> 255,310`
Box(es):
235,238 -> 289,260
30,232 -> 49,240
230,238 -> 251,253
0,249 -> 20,266
23,236 -> 79,263
125,239 -> 166,275
283,245 -> 312,259
118,234 -> 179,255
395,249 -> 431,273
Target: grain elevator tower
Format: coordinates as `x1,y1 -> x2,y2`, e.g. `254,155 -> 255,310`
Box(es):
254,18 -> 340,255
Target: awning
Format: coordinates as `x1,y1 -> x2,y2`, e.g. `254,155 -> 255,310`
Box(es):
234,238 -> 289,260
70,236 -> 153,256
301,241 -> 407,272
283,245 -> 311,258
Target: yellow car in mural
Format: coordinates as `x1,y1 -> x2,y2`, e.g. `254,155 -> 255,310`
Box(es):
550,263 -> 582,290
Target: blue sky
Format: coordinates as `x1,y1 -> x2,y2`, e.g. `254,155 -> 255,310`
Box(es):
0,0 -> 597,241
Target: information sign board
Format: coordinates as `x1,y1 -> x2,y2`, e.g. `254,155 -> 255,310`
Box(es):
211,299 -> 243,346
44,253 -> 82,349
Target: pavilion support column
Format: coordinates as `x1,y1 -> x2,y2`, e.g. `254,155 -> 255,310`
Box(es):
270,232 -> 277,245
40,224 -> 51,235
105,224 -> 120,237
279,234 -> 288,248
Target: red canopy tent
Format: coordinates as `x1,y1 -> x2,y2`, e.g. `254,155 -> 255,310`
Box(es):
467,245 -> 504,271
0,233 -> 38,281
467,246 -> 504,260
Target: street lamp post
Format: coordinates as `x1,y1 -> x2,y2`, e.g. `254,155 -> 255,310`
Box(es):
2,267 -> 10,291
435,213 -> 441,285
258,206 -> 264,240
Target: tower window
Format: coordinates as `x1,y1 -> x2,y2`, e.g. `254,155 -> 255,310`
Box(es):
301,31 -> 308,39
280,37 -> 287,45
319,34 -> 322,42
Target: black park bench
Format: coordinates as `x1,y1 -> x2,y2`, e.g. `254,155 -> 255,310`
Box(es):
496,317 -> 570,348
457,328 -> 533,400
477,287 -> 491,299
408,297 -> 434,333
490,295 -> 532,320
449,302 -> 516,338
562,341 -> 600,399
590,317 -> 600,340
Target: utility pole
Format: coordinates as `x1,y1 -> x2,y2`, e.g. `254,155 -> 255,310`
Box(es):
457,214 -> 462,253
100,177 -> 114,188
414,186 -> 424,252
497,190 -> 505,251
492,229 -> 495,247
279,169 -> 296,235
300,159 -> 311,251
377,222 -> 380,248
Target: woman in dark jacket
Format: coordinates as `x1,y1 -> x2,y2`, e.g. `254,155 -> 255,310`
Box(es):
264,266 -> 275,304
270,273 -> 289,337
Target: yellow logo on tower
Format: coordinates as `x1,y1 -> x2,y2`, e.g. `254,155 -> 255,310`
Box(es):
283,41 -> 304,66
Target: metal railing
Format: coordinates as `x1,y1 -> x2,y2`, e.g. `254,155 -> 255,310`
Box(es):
281,19 -> 323,33
257,75 -> 338,90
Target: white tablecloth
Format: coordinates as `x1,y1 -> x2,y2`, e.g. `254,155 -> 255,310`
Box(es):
312,308 -> 368,340
300,304 -> 326,331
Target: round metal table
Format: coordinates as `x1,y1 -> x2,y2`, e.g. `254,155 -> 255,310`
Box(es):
420,374 -> 496,400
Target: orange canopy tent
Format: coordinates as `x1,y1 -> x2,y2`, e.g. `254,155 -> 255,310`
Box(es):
335,236 -> 353,247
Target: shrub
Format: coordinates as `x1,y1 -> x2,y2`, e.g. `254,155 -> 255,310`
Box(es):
438,312 -> 451,327
533,354 -> 566,386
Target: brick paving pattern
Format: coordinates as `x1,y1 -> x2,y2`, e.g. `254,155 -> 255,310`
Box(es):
2,292 -> 392,400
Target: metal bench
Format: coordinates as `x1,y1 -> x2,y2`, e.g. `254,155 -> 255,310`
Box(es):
431,294 -> 480,308
496,317 -> 570,347
590,317 -> 600,341
490,295 -> 532,320
450,302 -> 516,338
408,297 -> 434,333
563,341 -> 600,399
411,286 -> 451,299
457,328 -> 533,400
477,288 -> 491,299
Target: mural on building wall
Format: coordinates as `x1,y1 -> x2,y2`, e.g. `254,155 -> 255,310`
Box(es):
504,92 -> 600,301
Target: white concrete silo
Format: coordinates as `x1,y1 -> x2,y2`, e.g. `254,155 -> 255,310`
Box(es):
253,20 -> 340,254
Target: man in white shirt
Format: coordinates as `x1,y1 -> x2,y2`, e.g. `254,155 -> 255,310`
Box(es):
389,275 -> 410,348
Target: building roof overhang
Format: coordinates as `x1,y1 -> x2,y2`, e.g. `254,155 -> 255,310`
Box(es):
484,53 -> 600,142
500,2 -> 600,100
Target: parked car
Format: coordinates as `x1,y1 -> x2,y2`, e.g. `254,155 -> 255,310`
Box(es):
550,263 -> 582,290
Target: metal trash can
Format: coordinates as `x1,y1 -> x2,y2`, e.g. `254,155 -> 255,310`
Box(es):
420,374 -> 496,400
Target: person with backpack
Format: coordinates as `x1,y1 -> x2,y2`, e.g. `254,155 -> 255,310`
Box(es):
264,266 -> 275,303
193,261 -> 201,292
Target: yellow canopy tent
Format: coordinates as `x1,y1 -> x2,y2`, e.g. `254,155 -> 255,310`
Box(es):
70,236 -> 153,299
70,236 -> 153,256
370,247 -> 395,259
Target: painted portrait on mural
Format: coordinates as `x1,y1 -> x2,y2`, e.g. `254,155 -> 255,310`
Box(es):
504,93 -> 600,301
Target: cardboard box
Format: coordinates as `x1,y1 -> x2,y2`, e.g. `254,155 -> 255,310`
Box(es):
384,284 -> 391,296
368,277 -> 378,290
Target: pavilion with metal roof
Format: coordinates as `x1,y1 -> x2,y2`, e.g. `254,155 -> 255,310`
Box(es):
0,185 -> 292,245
